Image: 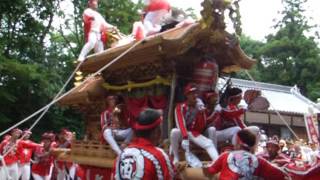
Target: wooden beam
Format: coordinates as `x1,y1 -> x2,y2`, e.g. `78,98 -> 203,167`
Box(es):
167,73 -> 177,138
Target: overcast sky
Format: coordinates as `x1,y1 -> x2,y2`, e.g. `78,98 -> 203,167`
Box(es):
167,0 -> 320,41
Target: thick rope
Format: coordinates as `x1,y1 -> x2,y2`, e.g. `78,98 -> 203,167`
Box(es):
0,62 -> 83,137
29,62 -> 83,131
0,39 -> 143,139
244,70 -> 300,140
0,62 -> 83,179
0,39 -> 144,178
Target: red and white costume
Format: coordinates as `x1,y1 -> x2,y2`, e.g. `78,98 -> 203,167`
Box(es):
17,139 -> 41,180
0,129 -> 39,180
206,150 -> 289,180
101,106 -> 133,156
170,101 -> 218,165
217,103 -> 260,145
192,58 -> 219,96
258,152 -> 291,167
32,146 -> 54,180
132,0 -> 171,39
78,0 -> 115,61
0,138 -> 20,180
220,104 -> 247,129
55,132 -> 75,180
206,105 -> 241,146
114,137 -> 174,180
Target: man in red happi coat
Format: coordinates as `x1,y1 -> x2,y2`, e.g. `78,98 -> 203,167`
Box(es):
32,133 -> 55,180
55,129 -> 75,180
203,129 -> 290,180
219,87 -> 260,144
258,137 -> 291,167
101,95 -> 133,156
170,84 -> 218,165
114,108 -> 174,180
17,129 -> 42,180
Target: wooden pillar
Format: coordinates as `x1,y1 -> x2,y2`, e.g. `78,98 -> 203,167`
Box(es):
167,73 -> 177,138
267,112 -> 271,136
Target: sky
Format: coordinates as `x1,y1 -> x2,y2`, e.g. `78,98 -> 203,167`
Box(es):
167,0 -> 320,41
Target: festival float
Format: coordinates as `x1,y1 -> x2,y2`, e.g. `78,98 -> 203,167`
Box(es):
53,0 -> 319,179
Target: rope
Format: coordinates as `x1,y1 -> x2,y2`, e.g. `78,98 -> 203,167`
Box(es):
29,62 -> 83,131
0,39 -> 144,178
0,39 -> 143,139
0,62 -> 83,179
244,70 -> 300,140
0,62 -> 83,137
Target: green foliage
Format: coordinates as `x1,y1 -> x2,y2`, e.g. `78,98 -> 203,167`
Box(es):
238,0 -> 320,100
101,0 -> 143,34
0,0 -> 83,138
0,0 -> 145,139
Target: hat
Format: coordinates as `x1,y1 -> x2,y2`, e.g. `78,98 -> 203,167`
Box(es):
237,129 -> 256,149
133,109 -> 163,131
184,83 -> 197,95
226,87 -> 242,100
133,116 -> 162,131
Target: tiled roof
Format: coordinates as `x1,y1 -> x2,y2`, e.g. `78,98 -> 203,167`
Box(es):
217,78 -> 320,115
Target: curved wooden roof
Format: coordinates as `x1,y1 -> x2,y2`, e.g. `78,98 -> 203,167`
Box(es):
59,23 -> 255,106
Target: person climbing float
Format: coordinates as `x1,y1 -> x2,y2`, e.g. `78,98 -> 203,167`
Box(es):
78,0 -> 117,62
170,83 -> 219,167
114,108 -> 174,180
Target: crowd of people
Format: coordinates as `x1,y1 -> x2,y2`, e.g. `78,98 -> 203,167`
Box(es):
0,128 -> 76,180
100,83 -> 320,179
1,83 -> 320,179
1,0 -> 319,179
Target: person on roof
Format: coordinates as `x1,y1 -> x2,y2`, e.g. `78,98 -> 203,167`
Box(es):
203,129 -> 290,180
77,0 -> 117,62
170,83 -> 219,166
114,108 -> 174,180
101,95 -> 133,156
132,0 -> 171,40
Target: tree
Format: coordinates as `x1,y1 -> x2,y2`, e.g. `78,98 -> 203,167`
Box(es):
0,0 -> 145,138
238,0 -> 320,100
